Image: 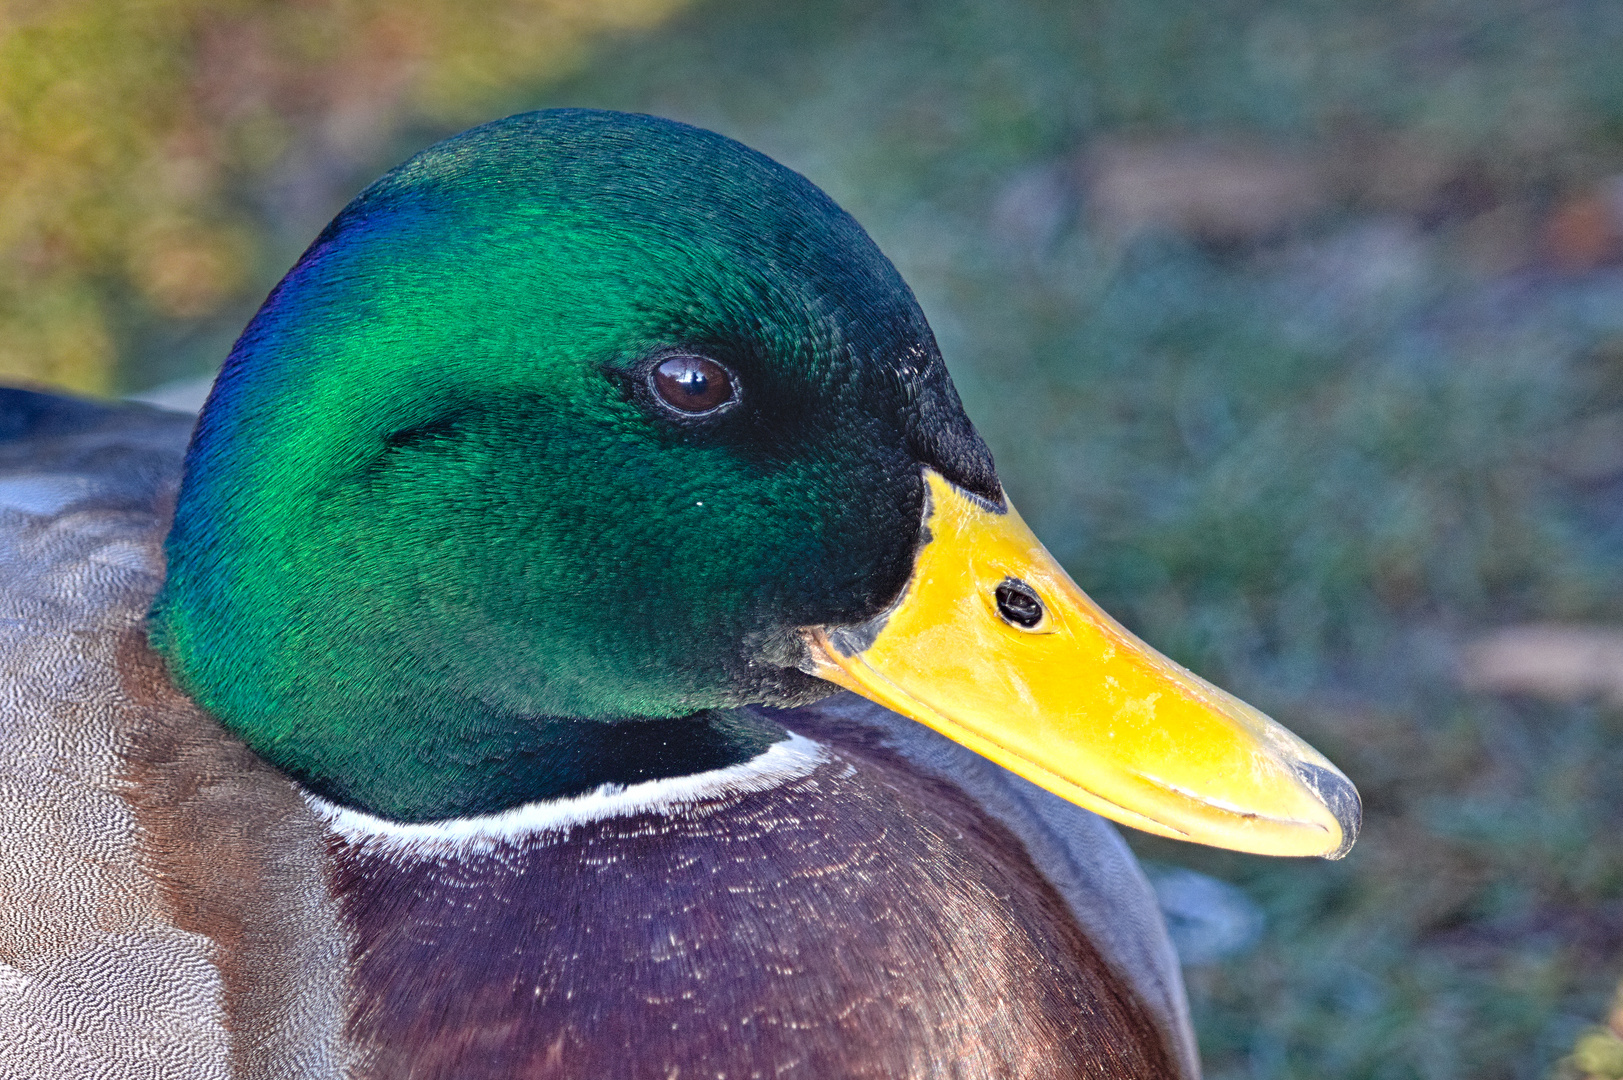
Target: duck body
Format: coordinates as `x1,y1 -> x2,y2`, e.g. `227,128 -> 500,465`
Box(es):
0,109 -> 1357,1078
0,387 -> 1187,1078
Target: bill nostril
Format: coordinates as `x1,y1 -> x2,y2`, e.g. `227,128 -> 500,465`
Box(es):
995,578 -> 1044,629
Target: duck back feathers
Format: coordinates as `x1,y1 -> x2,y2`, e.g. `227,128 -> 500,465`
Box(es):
0,389 -> 352,1077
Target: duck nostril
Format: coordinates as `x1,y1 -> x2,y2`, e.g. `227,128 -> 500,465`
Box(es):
994,578 -> 1044,629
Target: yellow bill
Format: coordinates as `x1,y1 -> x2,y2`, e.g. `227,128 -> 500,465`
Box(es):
802,469 -> 1360,859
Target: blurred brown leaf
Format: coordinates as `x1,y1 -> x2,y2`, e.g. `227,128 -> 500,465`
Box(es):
1459,625 -> 1623,704
1543,179 -> 1623,274
1084,139 -> 1329,244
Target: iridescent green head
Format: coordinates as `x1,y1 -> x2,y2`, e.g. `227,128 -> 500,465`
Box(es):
150,109 -> 999,820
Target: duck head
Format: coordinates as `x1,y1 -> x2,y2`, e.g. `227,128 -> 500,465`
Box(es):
150,110 -> 1358,856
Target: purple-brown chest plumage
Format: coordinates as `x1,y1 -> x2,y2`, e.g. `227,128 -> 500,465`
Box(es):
326,713 -> 1173,1079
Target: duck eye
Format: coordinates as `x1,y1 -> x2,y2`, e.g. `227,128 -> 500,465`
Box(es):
651,355 -> 736,415
995,578 -> 1045,629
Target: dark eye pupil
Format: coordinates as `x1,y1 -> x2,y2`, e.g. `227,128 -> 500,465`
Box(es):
995,579 -> 1044,628
652,355 -> 734,414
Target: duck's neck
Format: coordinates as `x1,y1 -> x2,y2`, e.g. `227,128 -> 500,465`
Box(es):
150,568 -> 791,822
149,515 -> 817,821
284,704 -> 788,823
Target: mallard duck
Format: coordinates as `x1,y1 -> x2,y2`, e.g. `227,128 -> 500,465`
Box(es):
0,109 -> 1358,1079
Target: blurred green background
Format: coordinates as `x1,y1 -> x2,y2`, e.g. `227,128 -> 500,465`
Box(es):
6,2 -> 1623,1077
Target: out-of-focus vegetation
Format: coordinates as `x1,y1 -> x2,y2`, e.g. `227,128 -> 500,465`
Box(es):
0,0 -> 685,392
12,1 -> 1623,1078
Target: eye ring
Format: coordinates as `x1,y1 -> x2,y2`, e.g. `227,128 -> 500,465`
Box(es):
648,354 -> 738,416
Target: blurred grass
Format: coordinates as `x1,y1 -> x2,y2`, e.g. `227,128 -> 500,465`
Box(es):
13,1 -> 1623,1077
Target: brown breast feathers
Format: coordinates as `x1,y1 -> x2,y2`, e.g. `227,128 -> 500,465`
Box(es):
325,710 -> 1176,1080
